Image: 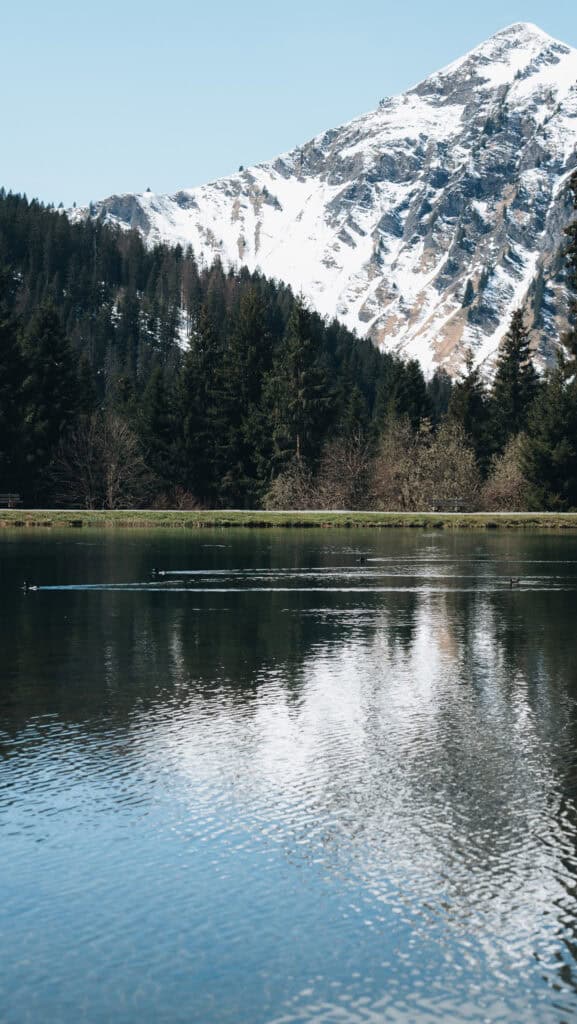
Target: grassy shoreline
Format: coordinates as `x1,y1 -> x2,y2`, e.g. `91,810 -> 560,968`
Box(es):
2,509 -> 577,530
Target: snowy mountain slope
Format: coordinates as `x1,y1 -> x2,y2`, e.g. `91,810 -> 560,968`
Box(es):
76,23 -> 577,375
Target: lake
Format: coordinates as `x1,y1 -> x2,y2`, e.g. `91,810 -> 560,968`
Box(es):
2,528 -> 577,1023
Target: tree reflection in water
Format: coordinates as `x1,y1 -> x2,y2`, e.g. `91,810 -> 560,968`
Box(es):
2,528 -> 577,1022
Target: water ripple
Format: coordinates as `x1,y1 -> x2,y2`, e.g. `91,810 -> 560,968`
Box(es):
3,533 -> 577,1021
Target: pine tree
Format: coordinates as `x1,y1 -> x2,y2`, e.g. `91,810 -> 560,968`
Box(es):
219,287 -> 274,505
489,308 -> 538,454
340,384 -> 370,438
266,302 -> 330,472
180,305 -> 227,504
76,356 -> 98,415
395,359 -> 432,430
521,368 -> 577,510
462,278 -> 475,308
0,315 -> 25,487
139,367 -> 179,491
21,305 -> 80,500
448,352 -> 490,470
427,368 -> 452,426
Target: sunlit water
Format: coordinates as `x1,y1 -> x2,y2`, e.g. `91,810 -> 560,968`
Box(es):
2,529 -> 577,1023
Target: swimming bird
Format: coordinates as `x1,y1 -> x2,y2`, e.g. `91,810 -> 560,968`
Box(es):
509,577 -> 521,587
357,555 -> 367,566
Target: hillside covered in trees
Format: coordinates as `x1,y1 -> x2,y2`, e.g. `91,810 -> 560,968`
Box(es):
0,177 -> 576,512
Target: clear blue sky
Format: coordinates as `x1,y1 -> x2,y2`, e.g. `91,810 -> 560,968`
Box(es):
2,0 -> 576,208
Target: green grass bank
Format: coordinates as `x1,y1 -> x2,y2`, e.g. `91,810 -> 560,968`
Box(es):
3,509 -> 577,530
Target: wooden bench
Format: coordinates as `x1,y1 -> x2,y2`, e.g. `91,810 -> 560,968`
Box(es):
430,499 -> 468,513
0,493 -> 22,508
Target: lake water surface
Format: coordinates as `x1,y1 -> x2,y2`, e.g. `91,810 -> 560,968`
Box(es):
2,528 -> 577,1023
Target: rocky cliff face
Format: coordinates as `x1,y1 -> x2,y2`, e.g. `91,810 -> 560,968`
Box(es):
76,23 -> 577,375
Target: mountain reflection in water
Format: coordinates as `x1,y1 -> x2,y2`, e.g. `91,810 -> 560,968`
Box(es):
1,529 -> 577,1024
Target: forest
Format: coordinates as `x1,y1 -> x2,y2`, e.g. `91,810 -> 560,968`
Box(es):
0,173 -> 576,512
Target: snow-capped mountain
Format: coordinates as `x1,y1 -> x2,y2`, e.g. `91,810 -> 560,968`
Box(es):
77,23 -> 577,375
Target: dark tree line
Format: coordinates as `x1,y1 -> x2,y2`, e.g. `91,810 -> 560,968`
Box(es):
1,171 -> 577,511
0,190 -> 444,507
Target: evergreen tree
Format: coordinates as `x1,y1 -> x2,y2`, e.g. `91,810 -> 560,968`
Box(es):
21,305 -> 79,499
371,356 -> 403,432
521,369 -> 577,510
180,305 -> 227,504
340,384 -> 370,438
427,368 -> 452,426
448,352 -> 490,470
395,359 -> 432,430
462,278 -> 475,308
370,355 -> 431,437
489,308 -> 538,453
220,287 -> 272,505
266,302 -> 330,471
139,367 -> 179,491
0,315 -> 25,487
76,356 -> 98,416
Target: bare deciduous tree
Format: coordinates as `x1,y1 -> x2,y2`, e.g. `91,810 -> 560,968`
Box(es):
51,412 -> 152,509
311,432 -> 372,509
152,486 -> 200,510
50,414 -> 103,509
263,458 -> 314,510
370,416 -> 424,510
481,434 -> 529,511
421,421 -> 481,510
370,417 -> 481,511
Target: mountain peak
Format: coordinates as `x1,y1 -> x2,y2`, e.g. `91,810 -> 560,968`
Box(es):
477,20 -> 571,57
78,24 -> 577,377
418,20 -> 574,99
491,22 -> 555,42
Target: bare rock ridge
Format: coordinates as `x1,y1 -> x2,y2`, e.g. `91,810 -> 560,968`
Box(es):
76,23 -> 577,375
